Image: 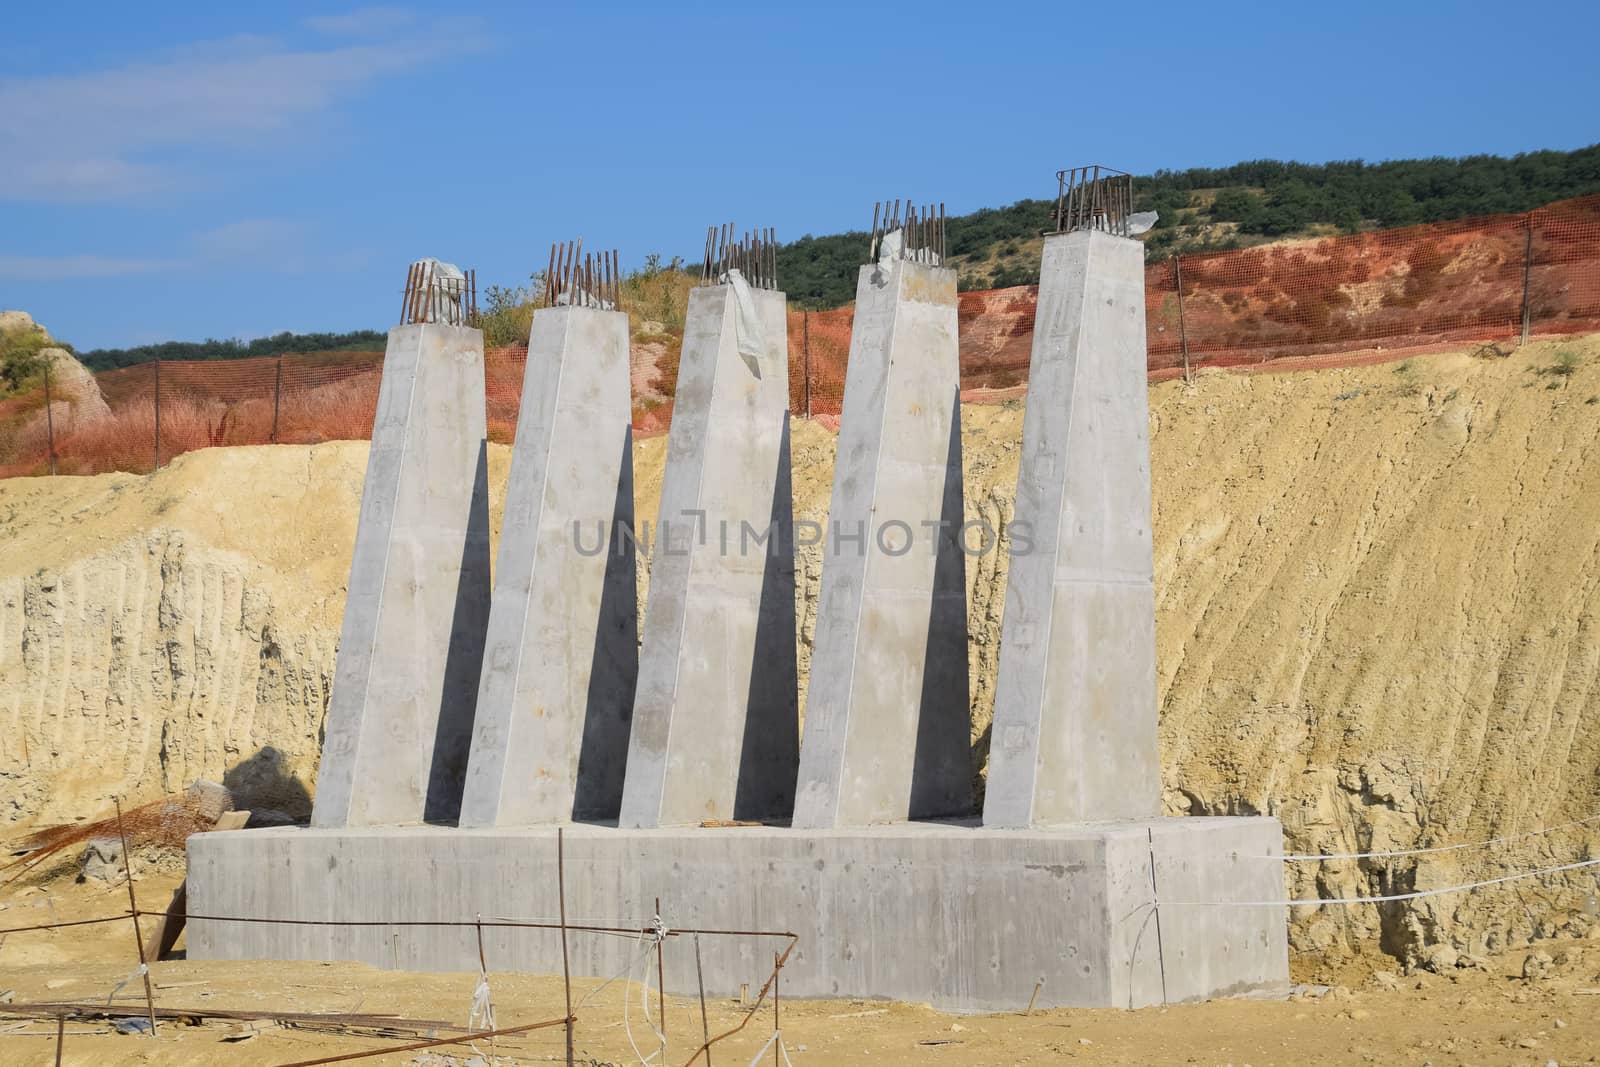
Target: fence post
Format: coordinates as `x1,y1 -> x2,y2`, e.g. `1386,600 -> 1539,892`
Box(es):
42,358 -> 56,476
802,309 -> 812,419
1174,256 -> 1192,384
152,358 -> 162,472
1520,221 -> 1534,346
271,355 -> 283,443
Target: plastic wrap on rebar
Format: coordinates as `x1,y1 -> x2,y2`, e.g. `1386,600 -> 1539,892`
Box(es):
408,258 -> 469,325
725,268 -> 767,375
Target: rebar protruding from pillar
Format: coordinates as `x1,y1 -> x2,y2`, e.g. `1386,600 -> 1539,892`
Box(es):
868,200 -> 946,265
544,241 -> 620,309
699,224 -> 778,289
1052,165 -> 1134,237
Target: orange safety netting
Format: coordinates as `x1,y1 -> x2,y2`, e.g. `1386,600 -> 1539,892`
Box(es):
4,196 -> 1596,479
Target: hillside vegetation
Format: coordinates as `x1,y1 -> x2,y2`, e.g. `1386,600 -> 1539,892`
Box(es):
68,145 -> 1600,361
0,313 -> 110,473
0,312 -> 63,394
79,329 -> 386,372
784,144 -> 1600,305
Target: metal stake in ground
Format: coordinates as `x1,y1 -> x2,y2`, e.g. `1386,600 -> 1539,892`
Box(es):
694,933 -> 713,1067
42,359 -> 55,476
802,309 -> 811,419
271,356 -> 284,443
1520,223 -> 1534,346
113,798 -> 158,1035
1174,256 -> 1192,384
152,359 -> 161,472
655,896 -> 667,1052
473,912 -> 494,1057
1145,827 -> 1169,1005
558,827 -> 574,1067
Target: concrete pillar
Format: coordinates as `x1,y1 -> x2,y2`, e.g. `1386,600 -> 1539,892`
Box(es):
983,229 -> 1159,828
618,280 -> 797,827
792,258 -> 971,829
312,323 -> 491,828
458,308 -> 636,826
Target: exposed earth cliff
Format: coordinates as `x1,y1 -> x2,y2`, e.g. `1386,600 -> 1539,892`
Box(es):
3,336 -> 1597,970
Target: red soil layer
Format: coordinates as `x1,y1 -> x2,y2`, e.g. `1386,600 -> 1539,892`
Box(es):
4,197 -> 1595,476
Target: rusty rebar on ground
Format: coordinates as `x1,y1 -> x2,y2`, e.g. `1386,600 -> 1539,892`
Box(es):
273,1013 -> 574,1067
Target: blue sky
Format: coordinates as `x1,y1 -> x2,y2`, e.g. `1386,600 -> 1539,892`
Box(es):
3,1 -> 1597,351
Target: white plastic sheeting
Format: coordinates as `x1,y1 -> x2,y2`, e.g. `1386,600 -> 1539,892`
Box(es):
409,258 -> 470,325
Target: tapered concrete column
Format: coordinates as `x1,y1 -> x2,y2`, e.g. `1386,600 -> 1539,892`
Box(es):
459,307 -> 636,826
983,228 -> 1159,828
792,258 -> 971,829
618,280 -> 797,827
312,323 -> 491,828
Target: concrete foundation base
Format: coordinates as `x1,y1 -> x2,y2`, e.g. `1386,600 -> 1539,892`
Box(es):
187,818 -> 1287,1012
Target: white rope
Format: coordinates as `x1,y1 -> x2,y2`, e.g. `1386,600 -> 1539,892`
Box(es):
105,962 -> 147,1006
1262,810 -> 1600,862
623,945 -> 663,1065
745,1029 -> 797,1067
1167,854 -> 1600,908
624,917 -> 672,1066
621,932 -> 655,1065
576,934 -> 656,1011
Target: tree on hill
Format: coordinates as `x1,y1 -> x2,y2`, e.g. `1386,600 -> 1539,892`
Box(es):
0,320 -> 63,393
78,330 -> 387,372
76,144 -> 1600,349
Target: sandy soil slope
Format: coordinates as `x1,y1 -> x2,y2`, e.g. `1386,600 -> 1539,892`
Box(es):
2,335 -> 1598,970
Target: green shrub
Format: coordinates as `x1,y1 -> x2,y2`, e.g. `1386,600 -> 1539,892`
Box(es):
0,325 -> 55,393
477,284 -> 536,348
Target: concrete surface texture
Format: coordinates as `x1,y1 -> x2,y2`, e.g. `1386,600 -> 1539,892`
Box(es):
458,307 -> 637,827
793,258 -> 971,829
618,282 -> 798,827
984,229 -> 1160,828
311,324 -> 491,829
187,818 -> 1288,1012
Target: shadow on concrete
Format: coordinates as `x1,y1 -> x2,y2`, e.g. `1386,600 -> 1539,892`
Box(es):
573,428 -> 640,821
425,438 -> 491,824
910,389 -> 975,820
222,746 -> 313,820
735,415 -> 800,822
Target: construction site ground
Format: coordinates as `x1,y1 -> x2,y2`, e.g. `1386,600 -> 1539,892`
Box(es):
4,863 -> 1600,1066
4,335 -> 1600,1064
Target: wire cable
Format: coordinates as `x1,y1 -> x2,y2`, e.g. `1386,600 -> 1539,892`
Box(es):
1263,811 -> 1600,862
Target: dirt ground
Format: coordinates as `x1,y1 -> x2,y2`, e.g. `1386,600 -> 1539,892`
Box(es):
3,863 -> 1600,1067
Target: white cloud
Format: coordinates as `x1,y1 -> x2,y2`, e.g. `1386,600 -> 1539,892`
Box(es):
1,218 -> 317,281
191,218 -> 311,263
0,15 -> 483,202
305,7 -> 417,36
0,254 -> 179,281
